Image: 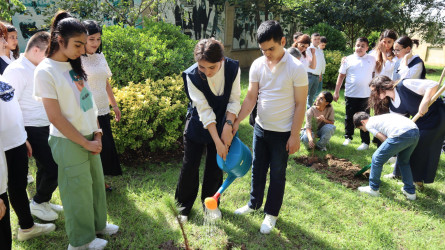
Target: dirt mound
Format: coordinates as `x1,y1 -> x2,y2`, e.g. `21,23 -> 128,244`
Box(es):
295,154 -> 368,189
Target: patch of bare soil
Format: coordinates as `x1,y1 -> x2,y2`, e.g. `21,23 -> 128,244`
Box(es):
295,154 -> 369,189
158,240 -> 182,250
120,140 -> 184,166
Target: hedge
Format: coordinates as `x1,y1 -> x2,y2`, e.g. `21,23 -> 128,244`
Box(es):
322,50 -> 345,90
111,74 -> 188,155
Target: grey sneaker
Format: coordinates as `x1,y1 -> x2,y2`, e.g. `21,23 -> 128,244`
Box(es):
357,186 -> 380,197
234,205 -> 254,215
17,223 -> 56,241
30,200 -> 58,221
401,187 -> 416,200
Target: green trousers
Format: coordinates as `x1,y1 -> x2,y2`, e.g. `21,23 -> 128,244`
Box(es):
49,135 -> 107,247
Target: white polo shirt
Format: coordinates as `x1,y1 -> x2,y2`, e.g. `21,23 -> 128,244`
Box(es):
250,50 -> 308,132
0,139 -> 7,195
366,113 -> 418,138
339,53 -> 376,98
307,44 -> 324,76
2,56 -> 50,127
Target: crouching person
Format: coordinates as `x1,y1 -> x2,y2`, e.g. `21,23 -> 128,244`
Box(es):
300,91 -> 336,151
354,112 -> 419,200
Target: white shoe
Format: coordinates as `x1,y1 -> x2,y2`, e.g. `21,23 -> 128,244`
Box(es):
178,215 -> 188,224
205,207 -> 222,220
383,173 -> 398,179
27,174 -> 34,184
260,214 -> 277,234
68,238 -> 108,250
342,139 -> 352,146
357,186 -> 380,197
49,203 -> 63,212
401,187 -> 416,201
357,143 -> 369,151
234,205 -> 254,215
387,157 -> 397,164
96,223 -> 119,236
391,163 -> 396,169
30,200 -> 58,221
17,223 -> 56,241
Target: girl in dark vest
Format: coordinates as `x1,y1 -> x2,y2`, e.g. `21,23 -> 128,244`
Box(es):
175,38 -> 241,222
369,76 -> 445,190
393,36 -> 425,81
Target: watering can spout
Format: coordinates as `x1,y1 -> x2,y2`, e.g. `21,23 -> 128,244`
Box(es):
217,174 -> 237,194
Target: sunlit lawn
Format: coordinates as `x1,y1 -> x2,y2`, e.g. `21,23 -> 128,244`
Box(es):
11,65 -> 445,249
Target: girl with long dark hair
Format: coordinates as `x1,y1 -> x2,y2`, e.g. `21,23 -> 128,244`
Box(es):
371,29 -> 398,78
0,23 -> 19,75
34,11 -> 118,249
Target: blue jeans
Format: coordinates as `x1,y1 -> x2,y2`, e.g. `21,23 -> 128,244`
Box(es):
300,124 -> 336,149
316,76 -> 323,96
307,73 -> 320,108
248,123 -> 290,216
369,129 -> 419,194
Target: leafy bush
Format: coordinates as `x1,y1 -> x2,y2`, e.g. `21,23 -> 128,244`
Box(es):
304,23 -> 347,51
367,31 -> 380,49
322,50 -> 345,89
111,74 -> 187,154
102,19 -> 195,86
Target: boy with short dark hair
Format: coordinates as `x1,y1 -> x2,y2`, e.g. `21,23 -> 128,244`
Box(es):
353,112 -> 419,200
233,20 -> 308,234
334,37 -> 376,151
316,36 -> 327,96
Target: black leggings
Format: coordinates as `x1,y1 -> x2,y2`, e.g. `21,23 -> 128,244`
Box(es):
0,192 -> 11,250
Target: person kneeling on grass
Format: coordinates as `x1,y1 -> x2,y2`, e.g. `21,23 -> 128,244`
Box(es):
300,91 -> 336,151
353,112 -> 419,200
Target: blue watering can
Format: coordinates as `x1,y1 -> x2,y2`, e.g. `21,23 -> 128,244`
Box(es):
204,133 -> 252,210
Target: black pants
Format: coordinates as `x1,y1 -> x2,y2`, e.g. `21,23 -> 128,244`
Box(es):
0,192 -> 11,250
175,136 -> 223,216
25,126 -> 58,204
98,114 -> 122,176
345,97 -> 370,144
5,143 -> 34,229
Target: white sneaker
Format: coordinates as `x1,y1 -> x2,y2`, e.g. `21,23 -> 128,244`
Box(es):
357,186 -> 380,197
387,157 -> 397,164
27,174 -> 34,184
178,215 -> 188,224
383,173 -> 398,179
357,143 -> 369,151
96,223 -> 119,235
260,214 -> 277,234
401,187 -> 416,201
49,203 -> 63,212
342,139 -> 352,146
204,207 -> 222,220
391,163 -> 396,169
68,238 -> 108,250
234,205 -> 254,215
30,200 -> 58,221
17,223 -> 56,241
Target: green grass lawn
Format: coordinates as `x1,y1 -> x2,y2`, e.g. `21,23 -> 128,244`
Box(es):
11,65 -> 445,249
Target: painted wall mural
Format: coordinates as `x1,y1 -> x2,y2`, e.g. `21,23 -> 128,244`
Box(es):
232,9 -> 269,50
161,0 -> 226,42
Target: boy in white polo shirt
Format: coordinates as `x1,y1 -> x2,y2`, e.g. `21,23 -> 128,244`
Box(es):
354,112 -> 419,200
307,33 -> 323,107
2,32 -> 63,222
232,20 -> 308,234
334,37 -> 376,151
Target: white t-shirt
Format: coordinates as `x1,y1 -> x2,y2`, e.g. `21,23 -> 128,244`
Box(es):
34,58 -> 98,138
250,50 -> 308,132
2,56 -> 50,127
0,139 -> 7,194
307,44 -> 324,75
81,53 -> 113,116
398,55 -> 424,80
366,113 -> 418,138
0,77 -> 27,151
299,50 -> 312,71
339,53 -> 376,98
369,50 -> 397,79
187,62 -> 241,128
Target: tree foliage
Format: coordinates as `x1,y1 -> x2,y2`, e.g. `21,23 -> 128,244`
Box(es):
304,23 -> 347,51
0,0 -> 26,23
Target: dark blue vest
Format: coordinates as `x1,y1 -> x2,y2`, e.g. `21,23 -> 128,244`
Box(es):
389,81 -> 444,129
182,57 -> 239,144
407,56 -> 426,79
0,58 -> 8,75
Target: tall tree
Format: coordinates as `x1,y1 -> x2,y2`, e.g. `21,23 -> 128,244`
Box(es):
0,0 -> 26,23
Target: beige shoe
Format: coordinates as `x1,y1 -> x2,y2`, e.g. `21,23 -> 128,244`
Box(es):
17,223 -> 56,241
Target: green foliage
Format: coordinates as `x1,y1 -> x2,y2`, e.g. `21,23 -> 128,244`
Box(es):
322,50 -> 345,90
111,74 -> 187,155
304,23 -> 346,51
367,31 -> 381,48
102,19 -> 195,86
0,0 -> 26,22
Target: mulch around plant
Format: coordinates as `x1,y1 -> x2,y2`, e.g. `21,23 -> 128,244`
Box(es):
294,154 -> 369,189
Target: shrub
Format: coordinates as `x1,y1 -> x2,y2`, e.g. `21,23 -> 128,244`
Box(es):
322,50 -> 345,90
102,19 -> 195,86
367,31 -> 380,49
111,74 -> 188,155
304,23 -> 347,51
